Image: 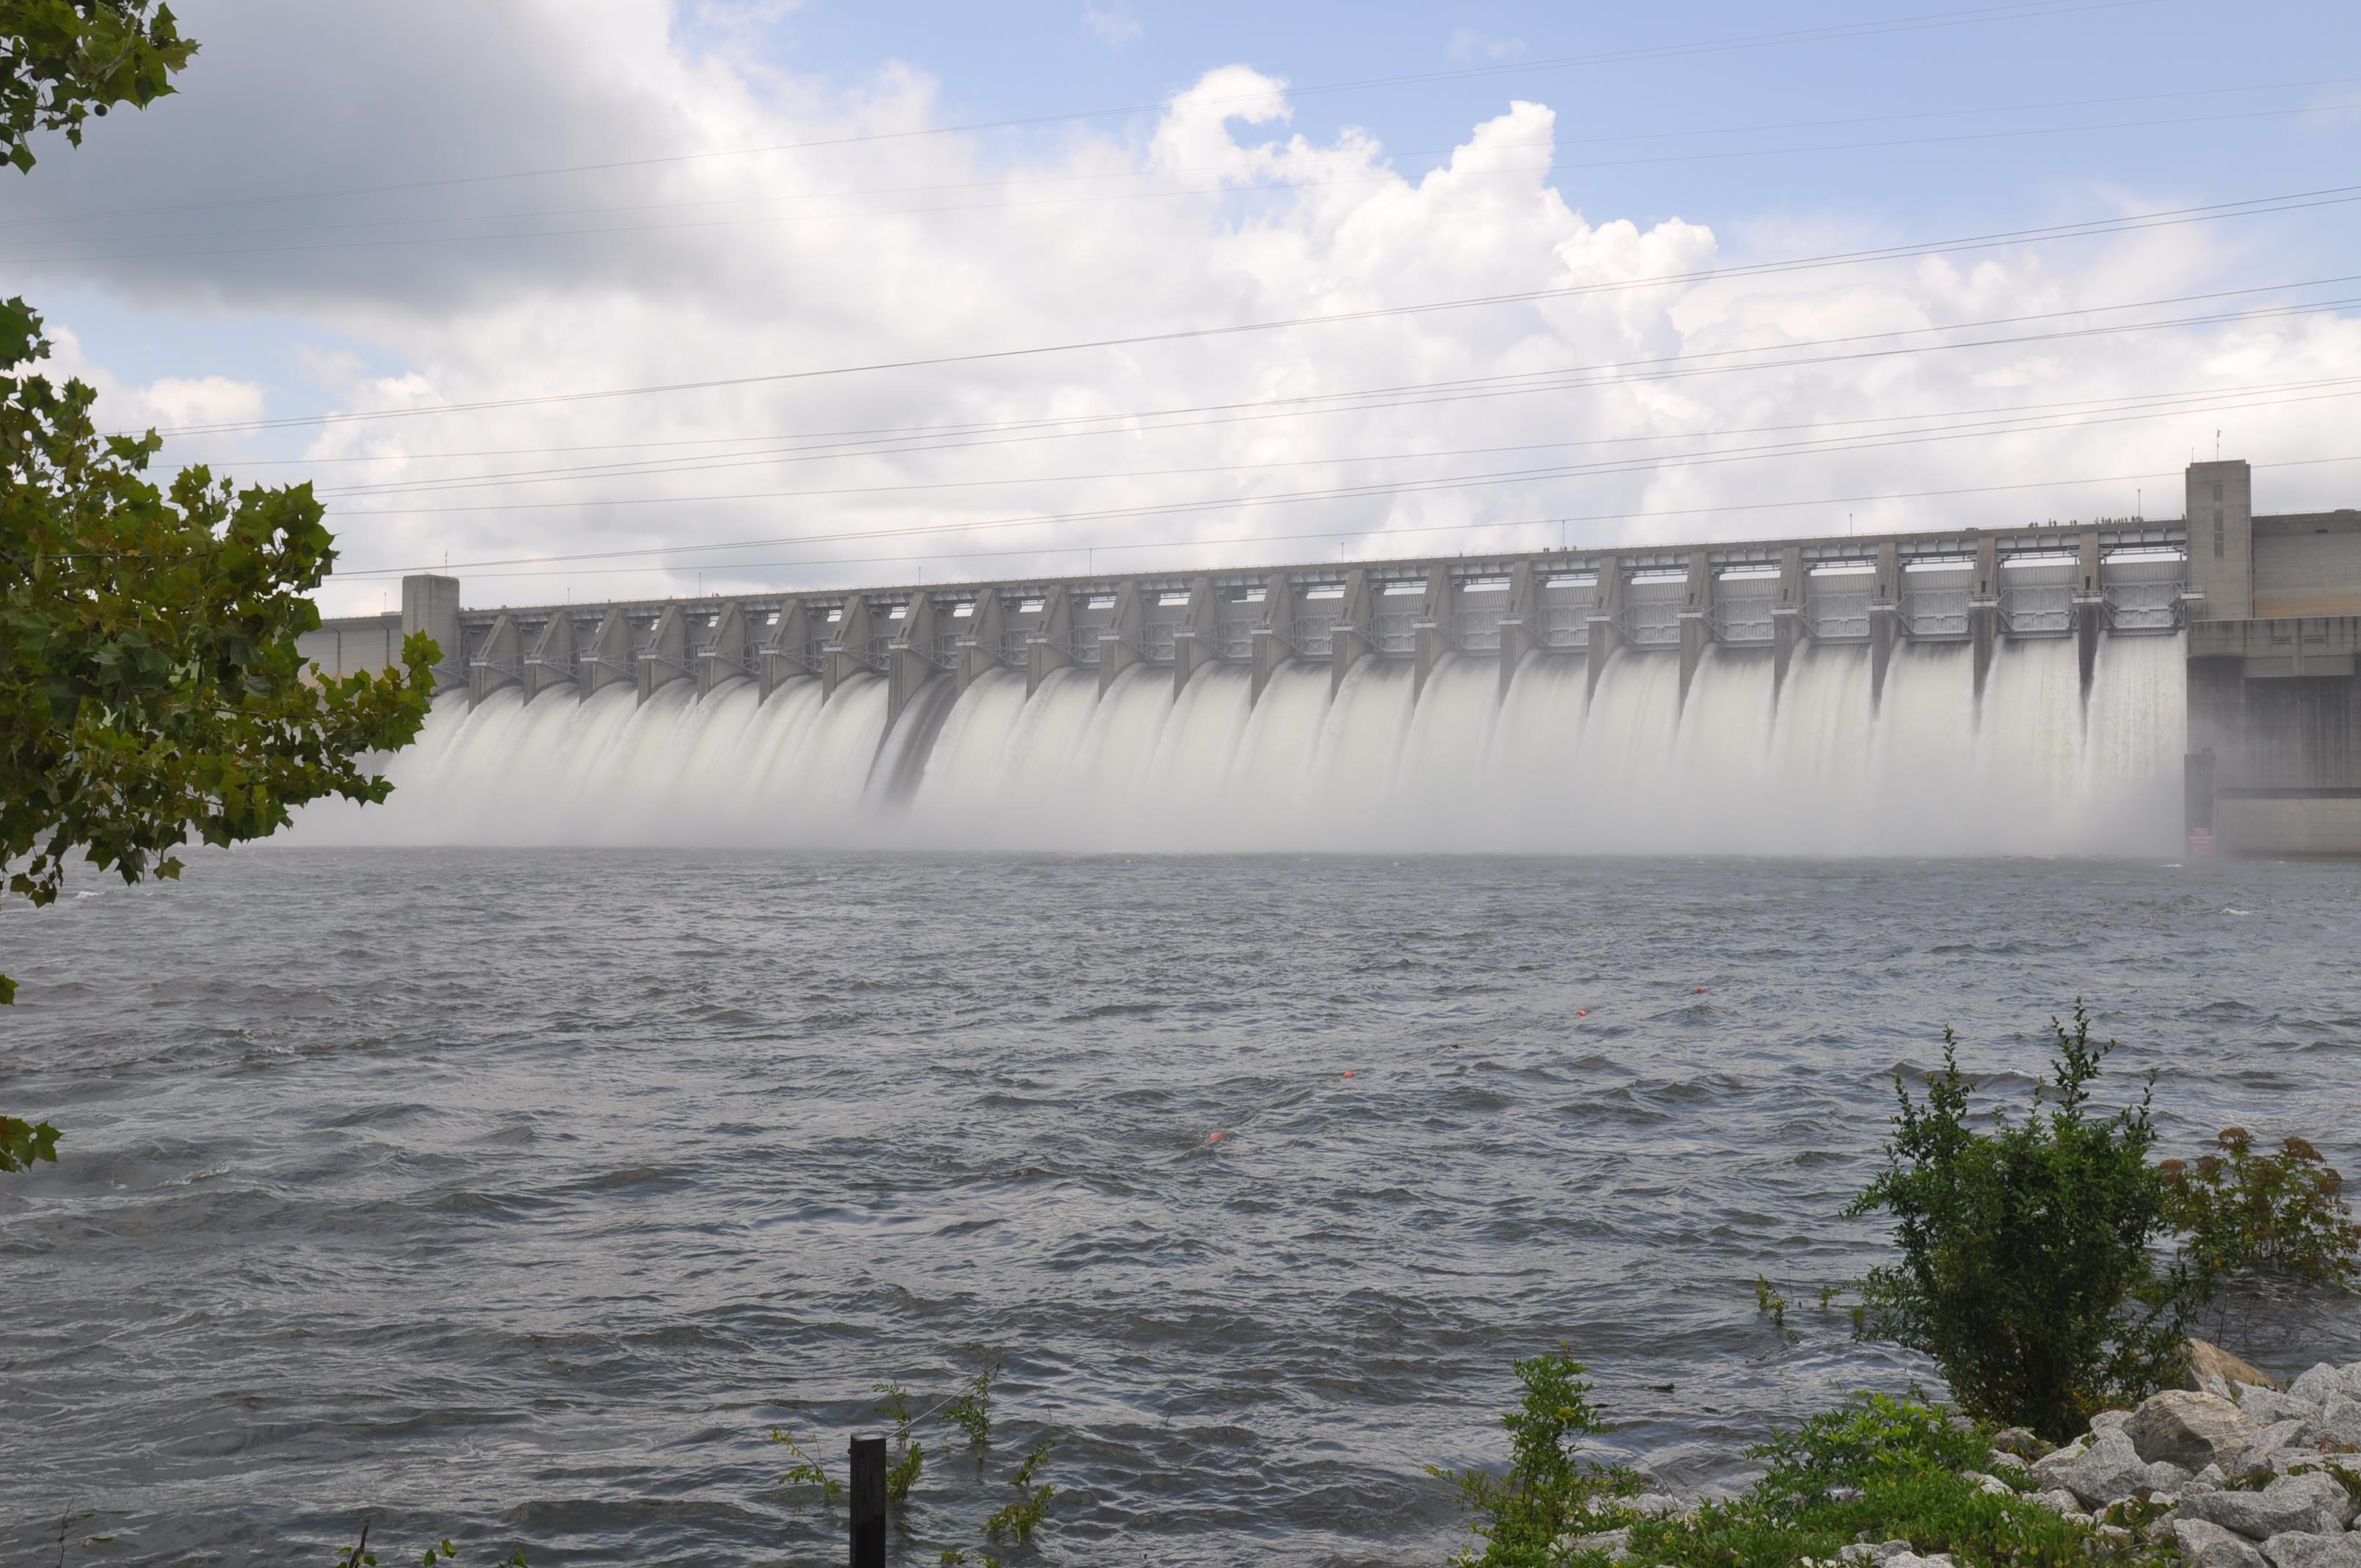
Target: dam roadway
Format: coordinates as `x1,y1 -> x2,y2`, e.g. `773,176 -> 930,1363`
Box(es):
306,458 -> 2361,855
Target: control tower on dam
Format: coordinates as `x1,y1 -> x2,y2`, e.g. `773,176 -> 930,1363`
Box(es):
305,459 -> 2361,856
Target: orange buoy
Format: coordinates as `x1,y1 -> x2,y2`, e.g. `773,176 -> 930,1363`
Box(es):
1208,1131 -> 1222,1141
1576,1009 -> 1587,1017
1342,1070 -> 1354,1078
1695,986 -> 1706,993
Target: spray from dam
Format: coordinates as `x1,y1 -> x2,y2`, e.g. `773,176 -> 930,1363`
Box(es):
305,636 -> 2188,856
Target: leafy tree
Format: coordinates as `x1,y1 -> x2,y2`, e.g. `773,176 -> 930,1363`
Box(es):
4,6 -> 437,1170
1847,1003 -> 2195,1440
3,0 -> 195,171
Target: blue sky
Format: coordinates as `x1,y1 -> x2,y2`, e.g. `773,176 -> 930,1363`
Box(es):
711,0 -> 2361,237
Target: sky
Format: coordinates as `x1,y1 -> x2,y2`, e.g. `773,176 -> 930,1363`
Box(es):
7,0 -> 2361,615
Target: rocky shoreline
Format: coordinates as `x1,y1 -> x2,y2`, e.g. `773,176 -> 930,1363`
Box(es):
1567,1348 -> 2361,1567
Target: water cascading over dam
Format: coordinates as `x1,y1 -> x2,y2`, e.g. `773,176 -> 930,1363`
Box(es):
296,460 -> 2361,856
319,631 -> 2185,855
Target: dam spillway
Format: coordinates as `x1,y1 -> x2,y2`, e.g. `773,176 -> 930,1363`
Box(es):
298,459 -> 2361,856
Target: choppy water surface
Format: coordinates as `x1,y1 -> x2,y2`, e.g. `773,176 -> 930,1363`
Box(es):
4,851 -> 2360,1565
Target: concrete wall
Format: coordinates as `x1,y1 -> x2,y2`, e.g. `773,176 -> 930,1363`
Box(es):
2254,512 -> 2361,618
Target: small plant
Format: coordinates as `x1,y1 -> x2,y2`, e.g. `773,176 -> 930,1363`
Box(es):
1429,1349 -> 1641,1567
1846,1003 -> 2195,1441
875,1379 -> 926,1507
767,1429 -> 842,1506
984,1440 -> 1055,1547
2162,1128 -> 2361,1291
940,1355 -> 999,1460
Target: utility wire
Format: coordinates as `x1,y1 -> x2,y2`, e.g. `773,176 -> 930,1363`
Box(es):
324,383 -> 2361,577
291,275 -> 2361,501
336,453 -> 2361,589
134,182 -> 2361,440
4,0 -> 2157,233
20,94 -> 2360,268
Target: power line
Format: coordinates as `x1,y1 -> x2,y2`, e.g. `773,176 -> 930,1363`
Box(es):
324,383 -> 2361,577
291,276 -> 2361,502
21,94 -> 2359,269
334,453 -> 2361,589
5,0 -> 2158,233
135,182 -> 2361,440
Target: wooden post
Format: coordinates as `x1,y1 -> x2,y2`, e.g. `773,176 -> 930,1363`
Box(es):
850,1433 -> 886,1567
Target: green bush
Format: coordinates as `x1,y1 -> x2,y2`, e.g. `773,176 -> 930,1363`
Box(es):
1846,1003 -> 2194,1442
1624,1393 -> 2172,1567
2163,1128 -> 2361,1292
1430,1351 -> 1642,1567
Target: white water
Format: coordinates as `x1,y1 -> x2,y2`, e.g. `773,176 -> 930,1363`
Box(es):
299,635 -> 2192,854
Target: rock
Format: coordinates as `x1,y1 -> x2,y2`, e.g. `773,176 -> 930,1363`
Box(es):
2031,1487 -> 2084,1514
2174,1517 -> 2271,1568
1835,1541 -> 1917,1564
2034,1429 -> 2187,1508
2244,1386 -> 2326,1427
2259,1533 -> 2361,1568
2128,1390 -> 2258,1472
2293,1365 -> 2349,1406
2190,1340 -> 2282,1395
1558,1525 -> 1632,1562
1992,1426 -> 2050,1461
2312,1395 -> 2361,1448
2094,1409 -> 2137,1435
1960,1470 -> 2013,1497
1627,1491 -> 1685,1518
1989,1451 -> 2028,1473
2234,1420 -> 2313,1477
2181,1473 -> 2357,1542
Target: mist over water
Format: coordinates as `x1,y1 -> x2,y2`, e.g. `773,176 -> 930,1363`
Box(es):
303,638 -> 2188,856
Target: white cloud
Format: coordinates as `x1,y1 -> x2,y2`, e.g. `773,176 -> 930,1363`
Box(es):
15,0 -> 2360,617
1082,4 -> 1142,47
1446,27 -> 1526,65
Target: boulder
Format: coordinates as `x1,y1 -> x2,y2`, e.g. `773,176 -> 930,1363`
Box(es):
2244,1386 -> 2326,1427
1959,1470 -> 2013,1497
2234,1420 -> 2313,1477
1988,1451 -> 2029,1473
2032,1429 -> 2188,1509
2181,1473 -> 2357,1542
1557,1525 -> 1632,1563
2094,1409 -> 2136,1435
2313,1395 -> 2361,1448
2292,1365 -> 2349,1406
1835,1545 -> 1916,1566
2031,1487 -> 2085,1515
2172,1517 -> 2270,1568
2127,1390 -> 2257,1472
1992,1426 -> 2050,1461
1626,1491 -> 1685,1518
2188,1340 -> 2281,1395
2259,1533 -> 2361,1568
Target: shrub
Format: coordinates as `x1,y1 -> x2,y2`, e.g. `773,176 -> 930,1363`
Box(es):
1625,1393 -> 2164,1568
1846,1003 -> 2194,1441
2162,1128 -> 2361,1292
1429,1350 -> 1641,1567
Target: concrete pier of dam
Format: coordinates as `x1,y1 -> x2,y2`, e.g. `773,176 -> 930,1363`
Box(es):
305,459 -> 2361,854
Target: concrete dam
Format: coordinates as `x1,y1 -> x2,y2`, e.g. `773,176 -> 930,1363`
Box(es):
299,459 -> 2361,856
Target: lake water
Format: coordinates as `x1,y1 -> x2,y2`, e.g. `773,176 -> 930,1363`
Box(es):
4,850 -> 2358,1565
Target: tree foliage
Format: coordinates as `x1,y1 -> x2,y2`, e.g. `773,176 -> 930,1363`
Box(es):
3,3 -> 435,1169
1846,1003 -> 2195,1441
1,299 -> 437,980
2,0 -> 194,171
